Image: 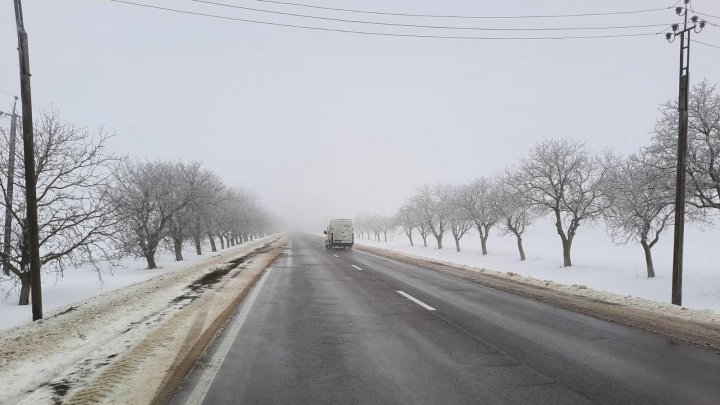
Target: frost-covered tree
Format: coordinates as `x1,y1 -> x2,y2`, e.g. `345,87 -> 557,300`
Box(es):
406,200 -> 431,247
447,185 -> 473,252
165,161 -> 213,261
458,177 -> 501,255
0,111 -> 120,304
109,160 -> 201,269
602,154 -> 674,278
213,188 -> 261,248
412,184 -> 451,249
380,216 -> 395,242
649,80 -> 720,213
369,215 -> 383,241
394,204 -> 417,246
190,172 -> 225,254
511,138 -> 610,267
167,166 -> 225,259
498,174 -> 537,261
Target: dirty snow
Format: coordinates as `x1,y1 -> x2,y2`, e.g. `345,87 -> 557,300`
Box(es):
0,236 -> 278,404
1,244 -> 241,332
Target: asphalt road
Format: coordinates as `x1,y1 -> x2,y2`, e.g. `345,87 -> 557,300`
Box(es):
171,233 -> 720,404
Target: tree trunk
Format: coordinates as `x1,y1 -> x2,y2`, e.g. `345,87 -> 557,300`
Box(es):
435,235 -> 443,249
641,241 -> 656,278
516,234 -> 526,261
230,237 -> 235,247
562,238 -> 572,267
406,232 -> 414,246
145,252 -> 157,269
454,237 -> 461,252
208,233 -> 217,252
421,234 -> 427,247
480,235 -> 489,256
18,272 -> 30,305
219,236 -> 225,250
173,237 -> 183,261
194,236 -> 202,255
383,231 -> 387,242
554,211 -> 572,267
225,236 -> 231,247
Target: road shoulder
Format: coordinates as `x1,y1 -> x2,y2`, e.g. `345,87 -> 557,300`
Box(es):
0,236 -> 285,405
354,243 -> 720,353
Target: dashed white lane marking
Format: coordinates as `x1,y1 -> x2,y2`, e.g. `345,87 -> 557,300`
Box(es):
333,254 -> 339,258
351,265 -> 363,271
184,268 -> 273,405
397,291 -> 436,311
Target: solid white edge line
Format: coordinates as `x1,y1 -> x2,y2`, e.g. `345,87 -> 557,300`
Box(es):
397,290 -> 436,311
184,268 -> 273,405
351,265 -> 363,271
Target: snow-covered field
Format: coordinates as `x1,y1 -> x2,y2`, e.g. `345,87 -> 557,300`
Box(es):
357,218 -> 720,314
0,243 -> 248,332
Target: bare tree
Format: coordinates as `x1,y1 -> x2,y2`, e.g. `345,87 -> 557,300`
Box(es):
602,154 -> 675,278
186,171 -> 224,255
498,174 -> 537,261
649,80 -> 720,213
406,200 -> 431,247
412,184 -> 451,249
210,188 -> 267,248
369,215 -> 383,241
380,216 -> 395,242
109,160 -> 199,269
448,185 -> 473,252
202,185 -> 227,252
459,177 -> 501,255
511,138 -> 609,267
165,164 -> 225,260
394,204 -> 417,246
165,161 -> 206,261
0,111 -> 120,304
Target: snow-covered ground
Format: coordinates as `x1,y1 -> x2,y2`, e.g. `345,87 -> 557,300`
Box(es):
0,236 -> 282,404
0,243 -> 251,332
356,218 -> 720,314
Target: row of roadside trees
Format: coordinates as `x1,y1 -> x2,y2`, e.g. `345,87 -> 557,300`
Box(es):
0,110 -> 274,305
356,81 -> 720,278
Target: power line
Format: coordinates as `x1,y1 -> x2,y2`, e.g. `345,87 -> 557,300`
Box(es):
696,18 -> 720,28
239,0 -> 680,20
111,1 -> 665,40
690,9 -> 720,20
694,39 -> 720,50
193,0 -> 674,32
0,89 -> 18,99
689,7 -> 720,29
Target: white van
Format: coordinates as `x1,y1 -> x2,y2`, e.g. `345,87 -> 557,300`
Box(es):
324,219 -> 354,249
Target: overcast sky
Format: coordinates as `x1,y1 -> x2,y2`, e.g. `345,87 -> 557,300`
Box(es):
2,0 -> 720,231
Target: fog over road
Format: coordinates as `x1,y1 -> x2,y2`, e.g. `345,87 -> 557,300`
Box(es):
171,234 -> 720,404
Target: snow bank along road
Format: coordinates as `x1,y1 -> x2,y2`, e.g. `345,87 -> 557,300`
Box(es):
0,235 -> 285,405
171,233 -> 720,405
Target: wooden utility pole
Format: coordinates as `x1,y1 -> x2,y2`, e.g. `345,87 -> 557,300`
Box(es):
14,0 -> 43,320
2,97 -> 19,277
665,0 -> 705,306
